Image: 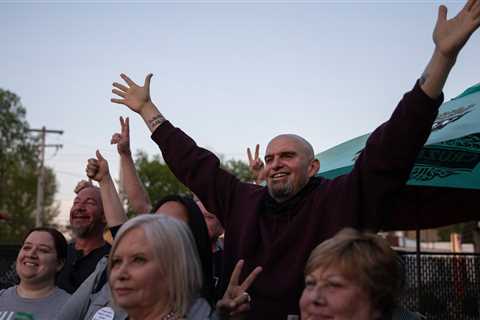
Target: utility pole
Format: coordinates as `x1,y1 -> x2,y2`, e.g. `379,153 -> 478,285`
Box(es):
28,127 -> 63,227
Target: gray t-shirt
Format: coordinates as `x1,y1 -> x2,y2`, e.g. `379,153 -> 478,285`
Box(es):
0,286 -> 70,320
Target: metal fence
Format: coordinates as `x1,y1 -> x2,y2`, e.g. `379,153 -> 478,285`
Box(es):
398,252 -> 480,320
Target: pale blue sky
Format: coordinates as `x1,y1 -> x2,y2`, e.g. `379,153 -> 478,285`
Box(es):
1,1 -> 478,226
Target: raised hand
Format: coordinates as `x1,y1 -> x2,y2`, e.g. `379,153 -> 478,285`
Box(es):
111,116 -> 131,156
217,260 -> 262,319
433,0 -> 480,59
111,73 -> 153,114
86,151 -> 127,226
86,150 -> 110,183
247,144 -> 266,184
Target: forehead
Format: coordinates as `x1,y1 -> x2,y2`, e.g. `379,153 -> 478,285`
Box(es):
75,187 -> 101,203
116,227 -> 151,254
309,265 -> 347,281
266,136 -> 306,156
309,261 -> 357,284
24,231 -> 55,248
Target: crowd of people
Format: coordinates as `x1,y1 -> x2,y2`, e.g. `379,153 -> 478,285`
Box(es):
1,1 -> 480,319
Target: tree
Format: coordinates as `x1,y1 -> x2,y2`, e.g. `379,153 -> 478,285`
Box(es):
132,151 -> 254,209
222,158 -> 254,183
0,89 -> 58,244
134,151 -> 189,205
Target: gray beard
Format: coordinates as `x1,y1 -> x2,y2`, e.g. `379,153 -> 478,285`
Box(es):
269,182 -> 294,202
71,225 -> 94,239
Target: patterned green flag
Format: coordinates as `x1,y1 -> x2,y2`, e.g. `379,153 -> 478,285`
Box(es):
317,83 -> 480,190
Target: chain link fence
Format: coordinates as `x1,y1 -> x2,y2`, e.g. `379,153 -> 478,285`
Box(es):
399,252 -> 480,320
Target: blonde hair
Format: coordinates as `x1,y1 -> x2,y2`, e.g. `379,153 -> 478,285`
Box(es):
108,214 -> 203,316
305,228 -> 403,316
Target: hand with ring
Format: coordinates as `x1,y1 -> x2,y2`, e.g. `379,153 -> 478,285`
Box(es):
216,259 -> 262,319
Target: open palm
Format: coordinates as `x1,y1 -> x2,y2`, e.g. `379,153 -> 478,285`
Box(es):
433,0 -> 480,59
111,73 -> 153,113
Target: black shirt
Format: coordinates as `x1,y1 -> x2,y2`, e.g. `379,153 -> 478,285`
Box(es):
56,242 -> 111,294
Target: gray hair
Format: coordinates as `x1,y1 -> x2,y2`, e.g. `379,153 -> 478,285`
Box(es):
108,214 -> 203,316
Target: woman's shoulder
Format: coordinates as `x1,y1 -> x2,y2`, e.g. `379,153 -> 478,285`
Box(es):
0,286 -> 16,299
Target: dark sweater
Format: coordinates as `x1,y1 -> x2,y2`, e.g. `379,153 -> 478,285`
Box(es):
151,82 -> 479,319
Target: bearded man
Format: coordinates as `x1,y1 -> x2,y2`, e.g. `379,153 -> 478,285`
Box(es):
57,185 -> 109,293
110,2 -> 480,317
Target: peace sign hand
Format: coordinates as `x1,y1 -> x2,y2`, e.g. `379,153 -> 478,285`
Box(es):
216,260 -> 262,319
247,144 -> 266,184
111,116 -> 131,156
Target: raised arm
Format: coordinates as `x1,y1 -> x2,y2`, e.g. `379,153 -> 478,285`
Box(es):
110,73 -> 260,225
420,0 -> 480,98
337,0 -> 480,232
86,150 -> 127,227
111,116 -> 152,213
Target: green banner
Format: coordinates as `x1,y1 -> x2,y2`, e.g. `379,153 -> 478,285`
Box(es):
317,83 -> 480,189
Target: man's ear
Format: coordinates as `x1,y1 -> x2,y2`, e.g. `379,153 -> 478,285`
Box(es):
308,159 -> 320,177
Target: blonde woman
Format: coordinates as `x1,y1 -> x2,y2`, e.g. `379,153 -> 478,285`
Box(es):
300,228 -> 420,320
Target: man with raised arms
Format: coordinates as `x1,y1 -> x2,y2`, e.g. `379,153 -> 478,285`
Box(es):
110,2 -> 480,318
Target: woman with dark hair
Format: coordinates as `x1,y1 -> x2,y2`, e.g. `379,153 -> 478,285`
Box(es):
153,195 -> 215,303
0,227 -> 70,320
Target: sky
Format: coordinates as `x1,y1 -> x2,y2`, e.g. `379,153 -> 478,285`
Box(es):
1,0 -> 479,227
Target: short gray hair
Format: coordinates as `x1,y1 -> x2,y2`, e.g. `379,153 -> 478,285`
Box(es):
108,214 -> 203,316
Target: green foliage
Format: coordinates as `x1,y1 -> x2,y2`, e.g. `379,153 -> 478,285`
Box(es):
0,89 -> 58,244
221,158 -> 254,183
134,151 -> 189,205
131,151 -> 253,211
